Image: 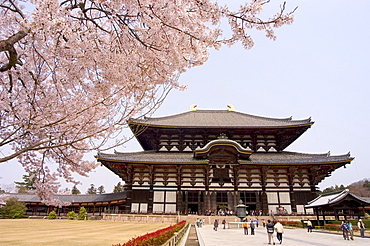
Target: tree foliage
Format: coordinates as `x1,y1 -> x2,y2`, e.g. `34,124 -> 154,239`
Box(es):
71,185 -> 81,195
113,181 -> 125,193
68,210 -> 76,220
0,197 -> 27,219
78,206 -> 87,220
97,185 -> 105,194
320,178 -> 370,197
48,210 -> 57,219
86,183 -> 97,194
14,171 -> 37,193
0,0 -> 295,205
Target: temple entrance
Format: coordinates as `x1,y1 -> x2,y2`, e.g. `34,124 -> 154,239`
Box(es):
188,204 -> 198,214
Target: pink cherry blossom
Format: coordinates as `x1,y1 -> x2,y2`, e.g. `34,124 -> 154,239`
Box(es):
0,0 -> 295,205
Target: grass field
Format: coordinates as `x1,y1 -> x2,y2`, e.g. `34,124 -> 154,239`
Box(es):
0,219 -> 170,246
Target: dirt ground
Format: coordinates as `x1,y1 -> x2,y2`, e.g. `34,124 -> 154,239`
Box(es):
0,219 -> 169,246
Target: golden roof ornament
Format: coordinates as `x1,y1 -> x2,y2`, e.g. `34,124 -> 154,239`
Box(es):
190,104 -> 197,111
227,104 -> 235,111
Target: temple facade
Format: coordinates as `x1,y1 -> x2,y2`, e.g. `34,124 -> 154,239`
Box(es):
96,107 -> 354,215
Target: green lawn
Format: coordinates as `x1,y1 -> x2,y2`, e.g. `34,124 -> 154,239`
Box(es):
0,219 -> 169,246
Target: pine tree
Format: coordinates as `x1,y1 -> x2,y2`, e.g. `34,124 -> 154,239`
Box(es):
71,185 -> 81,195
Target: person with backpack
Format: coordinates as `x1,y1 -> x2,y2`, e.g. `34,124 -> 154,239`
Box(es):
266,220 -> 276,245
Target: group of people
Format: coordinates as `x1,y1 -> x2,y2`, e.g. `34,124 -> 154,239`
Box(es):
266,220 -> 284,245
207,217 -> 366,243
341,219 -> 366,240
242,219 -> 258,235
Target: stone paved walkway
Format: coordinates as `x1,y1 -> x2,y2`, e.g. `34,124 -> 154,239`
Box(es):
196,225 -> 369,246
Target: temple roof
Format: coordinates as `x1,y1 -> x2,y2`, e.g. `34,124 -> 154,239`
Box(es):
305,189 -> 370,208
97,150 -> 352,165
3,192 -> 127,204
129,110 -> 313,128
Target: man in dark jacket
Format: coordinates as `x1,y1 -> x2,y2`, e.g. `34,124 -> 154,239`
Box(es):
266,220 -> 276,245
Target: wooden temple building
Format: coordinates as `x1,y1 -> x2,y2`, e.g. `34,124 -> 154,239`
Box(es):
97,107 -> 354,215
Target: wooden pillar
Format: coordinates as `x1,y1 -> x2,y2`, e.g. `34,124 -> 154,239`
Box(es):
315,208 -> 320,226
260,166 -> 268,214
176,165 -> 183,213
125,165 -> 133,213
205,191 -> 211,212
148,165 -> 155,214
288,167 -> 297,213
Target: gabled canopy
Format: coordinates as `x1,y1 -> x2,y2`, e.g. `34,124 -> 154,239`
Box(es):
194,137 -> 252,161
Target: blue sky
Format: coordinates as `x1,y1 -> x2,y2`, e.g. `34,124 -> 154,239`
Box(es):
1,0 -> 369,193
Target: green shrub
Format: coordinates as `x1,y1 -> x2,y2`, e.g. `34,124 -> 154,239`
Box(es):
280,221 -> 303,228
0,197 -> 26,219
48,210 -> 57,219
78,207 -> 87,220
68,211 -> 76,220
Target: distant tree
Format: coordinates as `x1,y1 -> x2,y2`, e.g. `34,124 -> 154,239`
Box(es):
97,185 -> 105,194
71,185 -> 81,195
349,186 -> 370,197
363,180 -> 370,189
86,184 -> 97,195
113,182 -> 125,193
319,184 -> 347,194
0,197 -> 27,219
14,172 -> 37,193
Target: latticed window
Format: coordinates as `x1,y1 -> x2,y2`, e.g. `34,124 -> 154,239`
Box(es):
216,192 -> 228,203
240,192 -> 256,203
188,191 -> 199,202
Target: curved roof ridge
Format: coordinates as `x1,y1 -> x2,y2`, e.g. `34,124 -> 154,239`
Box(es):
128,109 -> 313,128
280,151 -> 347,157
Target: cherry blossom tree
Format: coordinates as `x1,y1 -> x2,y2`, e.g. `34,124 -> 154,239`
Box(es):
0,0 -> 295,204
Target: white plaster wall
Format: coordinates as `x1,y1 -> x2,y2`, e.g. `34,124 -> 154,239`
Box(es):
166,191 -> 177,202
296,205 -> 305,214
153,191 -> 165,202
153,204 -> 164,213
279,192 -> 291,203
140,203 -> 148,213
165,204 -> 176,213
131,203 -> 139,213
267,192 -> 278,203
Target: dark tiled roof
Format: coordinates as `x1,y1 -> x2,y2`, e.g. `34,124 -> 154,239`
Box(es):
97,150 -> 352,165
129,110 -> 313,128
4,192 -> 126,203
306,190 -> 370,208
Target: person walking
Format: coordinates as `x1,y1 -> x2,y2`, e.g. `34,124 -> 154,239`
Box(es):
274,221 -> 284,244
357,219 -> 365,238
243,219 -> 249,235
266,219 -> 276,245
306,219 -> 313,233
347,221 -> 354,240
250,220 -> 255,235
222,219 -> 226,229
341,221 -> 349,240
213,219 -> 219,231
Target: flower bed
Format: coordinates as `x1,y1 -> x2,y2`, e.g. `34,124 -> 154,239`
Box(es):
113,220 -> 186,246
